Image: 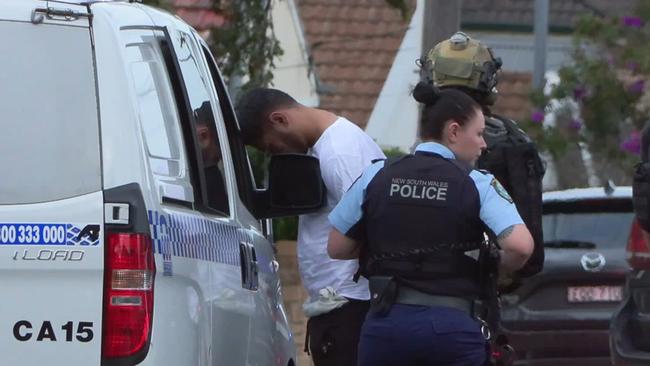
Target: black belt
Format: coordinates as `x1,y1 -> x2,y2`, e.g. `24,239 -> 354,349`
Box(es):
395,287 -> 474,315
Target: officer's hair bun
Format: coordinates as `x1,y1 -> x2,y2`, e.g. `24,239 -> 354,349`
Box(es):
413,81 -> 441,106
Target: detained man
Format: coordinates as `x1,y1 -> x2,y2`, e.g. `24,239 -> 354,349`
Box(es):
236,88 -> 385,366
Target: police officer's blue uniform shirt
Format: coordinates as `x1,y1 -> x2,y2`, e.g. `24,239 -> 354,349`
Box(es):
329,141 -> 524,237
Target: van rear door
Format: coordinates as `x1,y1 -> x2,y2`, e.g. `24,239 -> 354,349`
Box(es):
0,2 -> 104,364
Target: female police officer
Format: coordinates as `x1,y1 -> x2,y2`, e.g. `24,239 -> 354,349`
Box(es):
327,82 -> 533,366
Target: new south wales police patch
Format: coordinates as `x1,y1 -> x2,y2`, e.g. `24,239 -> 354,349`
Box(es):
491,178 -> 513,203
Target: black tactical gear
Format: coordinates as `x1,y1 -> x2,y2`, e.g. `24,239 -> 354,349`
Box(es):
426,32 -> 502,105
633,126 -> 650,231
478,115 -> 546,278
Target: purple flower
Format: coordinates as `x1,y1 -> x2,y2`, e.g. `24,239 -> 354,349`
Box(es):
623,16 -> 644,28
568,118 -> 583,130
628,79 -> 646,94
621,131 -> 641,155
573,86 -> 589,101
531,110 -> 545,123
627,61 -> 639,72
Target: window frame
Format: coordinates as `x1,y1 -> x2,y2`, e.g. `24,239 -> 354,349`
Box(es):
198,42 -> 259,213
120,27 -> 195,205
142,26 -> 232,216
126,46 -> 180,161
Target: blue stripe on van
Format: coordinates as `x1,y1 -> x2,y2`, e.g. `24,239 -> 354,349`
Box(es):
148,211 -> 242,276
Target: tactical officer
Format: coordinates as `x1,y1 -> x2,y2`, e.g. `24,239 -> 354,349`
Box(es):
634,125 -> 650,239
327,82 -> 534,366
426,32 -> 545,279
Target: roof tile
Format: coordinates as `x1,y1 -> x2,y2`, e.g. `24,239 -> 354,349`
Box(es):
296,0 -> 414,127
492,72 -> 533,122
173,0 -> 213,8
175,8 -> 225,30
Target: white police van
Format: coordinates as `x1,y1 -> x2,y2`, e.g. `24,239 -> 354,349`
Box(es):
0,1 -> 324,365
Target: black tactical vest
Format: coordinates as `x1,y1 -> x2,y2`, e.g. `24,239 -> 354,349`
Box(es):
479,114 -> 545,278
359,151 -> 486,299
634,125 -> 650,232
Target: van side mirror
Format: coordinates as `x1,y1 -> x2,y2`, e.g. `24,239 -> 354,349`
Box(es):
253,154 -> 325,219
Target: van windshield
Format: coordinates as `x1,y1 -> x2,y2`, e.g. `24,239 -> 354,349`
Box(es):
0,22 -> 100,204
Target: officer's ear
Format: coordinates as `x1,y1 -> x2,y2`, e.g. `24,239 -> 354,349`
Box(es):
446,120 -> 462,143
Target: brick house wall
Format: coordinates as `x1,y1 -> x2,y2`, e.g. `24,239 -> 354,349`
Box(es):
276,241 -> 313,366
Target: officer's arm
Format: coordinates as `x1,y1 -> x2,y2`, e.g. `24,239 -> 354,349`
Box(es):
471,171 -> 534,273
328,229 -> 360,259
328,161 -> 385,260
496,224 -> 534,272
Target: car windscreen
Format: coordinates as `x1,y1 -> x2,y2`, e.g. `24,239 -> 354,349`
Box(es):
0,22 -> 100,204
543,209 -> 633,250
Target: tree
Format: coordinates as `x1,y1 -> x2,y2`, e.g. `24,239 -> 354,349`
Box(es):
141,0 -> 281,99
523,2 -> 650,187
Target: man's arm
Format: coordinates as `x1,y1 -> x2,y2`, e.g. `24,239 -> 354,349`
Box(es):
320,155 -> 364,203
328,228 -> 361,259
497,224 -> 534,273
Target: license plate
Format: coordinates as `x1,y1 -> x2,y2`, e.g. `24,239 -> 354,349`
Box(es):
567,286 -> 623,303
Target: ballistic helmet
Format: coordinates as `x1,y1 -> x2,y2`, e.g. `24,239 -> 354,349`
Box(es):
425,32 -> 503,105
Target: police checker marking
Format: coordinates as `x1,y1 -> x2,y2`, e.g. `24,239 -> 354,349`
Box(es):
0,223 -> 100,246
567,285 -> 623,302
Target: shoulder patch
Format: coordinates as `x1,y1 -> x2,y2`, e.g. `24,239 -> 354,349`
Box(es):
477,169 -> 489,175
490,178 -> 513,203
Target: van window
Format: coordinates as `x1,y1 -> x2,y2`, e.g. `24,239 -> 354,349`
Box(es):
127,45 -> 179,161
158,30 -> 230,215
122,29 -> 194,204
0,22 -> 100,204
200,45 -> 259,212
124,32 -> 183,173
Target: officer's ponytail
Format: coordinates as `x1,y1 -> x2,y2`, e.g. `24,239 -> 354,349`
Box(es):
413,81 -> 440,106
412,81 -> 482,140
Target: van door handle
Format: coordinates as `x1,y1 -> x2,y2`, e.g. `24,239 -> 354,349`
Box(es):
239,242 -> 259,291
239,242 -> 250,289
248,244 -> 259,291
270,260 -> 279,274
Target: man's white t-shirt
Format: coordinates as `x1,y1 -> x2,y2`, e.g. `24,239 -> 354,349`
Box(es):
297,117 -> 385,305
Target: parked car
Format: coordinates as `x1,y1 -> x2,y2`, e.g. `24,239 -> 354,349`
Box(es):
499,186 -> 633,365
610,192 -> 650,365
0,1 -> 324,365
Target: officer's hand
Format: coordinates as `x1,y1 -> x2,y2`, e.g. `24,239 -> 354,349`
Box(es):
497,272 -> 519,293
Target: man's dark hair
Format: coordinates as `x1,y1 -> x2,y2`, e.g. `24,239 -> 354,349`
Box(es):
235,88 -> 299,145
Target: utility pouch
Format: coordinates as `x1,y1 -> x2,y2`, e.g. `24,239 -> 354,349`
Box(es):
368,276 -> 398,317
478,241 -> 501,331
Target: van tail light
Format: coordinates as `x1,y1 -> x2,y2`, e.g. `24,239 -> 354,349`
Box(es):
102,232 -> 155,360
627,219 -> 650,269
